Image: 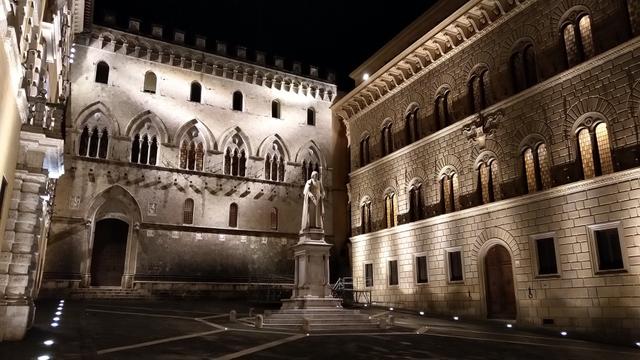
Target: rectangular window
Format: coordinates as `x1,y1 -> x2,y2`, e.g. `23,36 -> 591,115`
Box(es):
535,237 -> 558,275
416,255 -> 428,284
447,250 -> 463,282
595,228 -> 624,271
365,263 -> 374,288
0,177 -> 7,219
388,260 -> 398,286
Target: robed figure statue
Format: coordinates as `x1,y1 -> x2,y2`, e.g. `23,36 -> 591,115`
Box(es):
301,171 -> 324,231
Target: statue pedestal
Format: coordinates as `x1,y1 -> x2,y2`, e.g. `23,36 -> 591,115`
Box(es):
281,228 -> 342,309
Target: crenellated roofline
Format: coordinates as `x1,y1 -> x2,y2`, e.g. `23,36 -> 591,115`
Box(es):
78,25 -> 338,103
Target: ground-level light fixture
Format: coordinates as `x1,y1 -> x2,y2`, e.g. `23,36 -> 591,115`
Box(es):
560,331 -> 567,336
37,356 -> 50,360
419,311 -> 425,316
57,307 -> 63,311
389,307 -> 394,311
453,316 -> 459,321
43,340 -> 54,346
53,317 -> 60,321
50,322 -> 59,327
634,341 -> 639,347
55,311 -> 62,315
506,324 -> 513,328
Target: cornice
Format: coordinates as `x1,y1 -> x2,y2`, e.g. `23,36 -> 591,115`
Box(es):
348,36 -> 640,177
350,167 -> 640,243
333,0 -> 532,120
83,26 -> 337,103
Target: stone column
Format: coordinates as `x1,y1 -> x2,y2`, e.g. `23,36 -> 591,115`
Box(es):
0,170 -> 46,341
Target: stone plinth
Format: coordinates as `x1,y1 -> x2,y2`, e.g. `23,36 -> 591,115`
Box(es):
281,228 -> 341,310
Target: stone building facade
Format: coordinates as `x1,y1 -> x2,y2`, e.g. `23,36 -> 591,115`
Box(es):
0,0 -> 80,341
334,0 -> 640,343
40,20 -> 345,297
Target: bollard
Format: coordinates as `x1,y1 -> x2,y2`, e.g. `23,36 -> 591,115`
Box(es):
248,307 -> 255,317
255,314 -> 264,329
378,317 -> 389,330
229,310 -> 237,322
302,318 -> 311,333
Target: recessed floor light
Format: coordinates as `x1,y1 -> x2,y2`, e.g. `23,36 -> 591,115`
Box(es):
57,307 -> 63,311
560,331 -> 567,336
419,311 -> 425,316
43,340 -> 54,346
50,322 -> 58,327
453,316 -> 459,321
37,356 -> 50,360
55,311 -> 62,315
506,324 -> 513,328
53,317 -> 60,321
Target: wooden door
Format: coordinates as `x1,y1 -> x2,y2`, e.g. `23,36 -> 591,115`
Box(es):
90,219 -> 128,287
485,245 -> 517,319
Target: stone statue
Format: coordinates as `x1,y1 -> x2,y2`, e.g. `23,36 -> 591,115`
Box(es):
301,171 -> 324,231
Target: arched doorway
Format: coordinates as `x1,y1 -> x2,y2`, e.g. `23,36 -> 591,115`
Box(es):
90,219 -> 129,287
484,245 -> 517,319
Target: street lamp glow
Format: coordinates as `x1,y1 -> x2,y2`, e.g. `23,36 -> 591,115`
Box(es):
362,73 -> 369,81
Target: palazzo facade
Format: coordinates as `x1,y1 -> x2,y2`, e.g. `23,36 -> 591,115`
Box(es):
41,19 -> 345,297
334,0 -> 640,342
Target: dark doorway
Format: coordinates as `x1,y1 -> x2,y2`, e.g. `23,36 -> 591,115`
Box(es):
90,219 -> 128,287
485,245 -> 517,319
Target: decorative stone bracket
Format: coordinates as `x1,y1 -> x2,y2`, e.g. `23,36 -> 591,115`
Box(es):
462,110 -> 503,150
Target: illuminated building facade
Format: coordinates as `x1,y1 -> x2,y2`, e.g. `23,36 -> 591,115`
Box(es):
335,0 -> 640,342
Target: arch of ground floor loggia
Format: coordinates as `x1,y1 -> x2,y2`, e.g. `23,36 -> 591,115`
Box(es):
82,185 -> 142,289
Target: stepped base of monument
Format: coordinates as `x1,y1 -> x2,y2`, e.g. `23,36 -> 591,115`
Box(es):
262,306 -> 381,332
280,296 -> 342,310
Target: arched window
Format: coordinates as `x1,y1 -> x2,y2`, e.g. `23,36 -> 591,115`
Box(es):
95,61 -> 109,84
190,82 -> 202,103
360,198 -> 372,234
434,88 -> 452,130
381,122 -> 393,157
307,108 -> 316,126
232,91 -> 243,111
510,41 -> 538,93
264,141 -> 285,182
359,135 -> 370,167
408,183 -> 424,222
468,67 -> 491,113
223,134 -> 247,177
131,130 -> 159,166
522,142 -> 552,193
79,126 -> 109,159
561,10 -> 595,67
384,191 -> 397,229
405,106 -> 420,144
272,100 -> 281,119
183,198 -> 194,224
229,203 -> 238,228
179,140 -> 204,171
439,171 -> 459,214
301,146 -> 321,182
477,158 -> 501,204
143,71 -> 157,93
576,118 -> 613,179
270,207 -> 278,230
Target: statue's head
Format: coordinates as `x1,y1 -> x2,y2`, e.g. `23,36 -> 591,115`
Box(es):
310,171 -> 319,180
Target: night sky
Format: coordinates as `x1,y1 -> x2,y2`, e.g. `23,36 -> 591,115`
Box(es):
93,0 -> 436,91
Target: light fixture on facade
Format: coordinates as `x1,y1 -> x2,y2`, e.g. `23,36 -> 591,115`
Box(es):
70,53 -> 75,58
43,340 -> 54,346
69,59 -> 74,64
53,317 -> 60,321
635,341 -> 640,347
389,307 -> 394,311
453,316 -> 459,321
55,311 -> 62,315
57,307 -> 62,311
419,311 -> 425,316
560,331 -> 567,336
70,48 -> 76,53
50,322 -> 58,327
363,304 -> 368,307
362,73 -> 369,81
506,324 -> 513,328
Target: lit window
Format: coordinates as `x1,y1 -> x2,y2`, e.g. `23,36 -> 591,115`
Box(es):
562,11 -> 594,67
595,123 -> 613,175
578,128 -> 594,178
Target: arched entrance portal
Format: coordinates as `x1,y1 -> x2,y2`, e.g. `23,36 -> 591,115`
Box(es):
484,245 -> 517,319
90,219 -> 129,287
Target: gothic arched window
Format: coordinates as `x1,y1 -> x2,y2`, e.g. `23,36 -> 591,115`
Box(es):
79,126 -> 109,159
264,141 -> 285,182
179,140 -> 204,171
224,134 -> 247,177
131,130 -> 159,166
